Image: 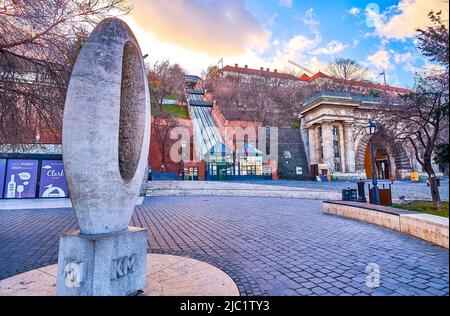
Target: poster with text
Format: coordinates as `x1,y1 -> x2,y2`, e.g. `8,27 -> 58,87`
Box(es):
4,160 -> 39,199
0,159 -> 6,199
39,160 -> 68,198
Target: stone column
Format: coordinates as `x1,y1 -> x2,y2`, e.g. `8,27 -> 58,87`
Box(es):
308,127 -> 317,165
321,122 -> 334,170
315,125 -> 322,163
344,123 -> 356,173
338,123 -> 346,173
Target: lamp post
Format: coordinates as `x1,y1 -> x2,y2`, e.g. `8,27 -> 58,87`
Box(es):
365,120 -> 380,205
181,140 -> 187,181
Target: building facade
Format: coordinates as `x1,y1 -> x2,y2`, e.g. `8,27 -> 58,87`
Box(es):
300,92 -> 441,180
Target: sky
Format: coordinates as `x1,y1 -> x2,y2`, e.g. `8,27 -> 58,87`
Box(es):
123,0 -> 449,88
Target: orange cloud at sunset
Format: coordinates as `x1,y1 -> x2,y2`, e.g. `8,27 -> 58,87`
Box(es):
129,0 -> 270,57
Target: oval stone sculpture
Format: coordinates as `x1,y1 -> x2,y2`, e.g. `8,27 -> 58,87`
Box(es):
63,18 -> 150,235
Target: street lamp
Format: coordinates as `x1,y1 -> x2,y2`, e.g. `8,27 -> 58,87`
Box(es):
365,120 -> 380,205
181,140 -> 187,181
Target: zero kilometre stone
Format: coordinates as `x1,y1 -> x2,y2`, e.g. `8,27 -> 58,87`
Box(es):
56,227 -> 147,296
56,17 -> 151,296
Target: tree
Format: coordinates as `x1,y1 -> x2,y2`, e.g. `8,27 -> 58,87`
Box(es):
326,58 -> 368,81
147,60 -> 186,113
147,60 -> 186,170
376,11 -> 449,210
0,0 -> 130,150
202,65 -> 220,81
434,144 -> 449,165
153,112 -> 177,167
325,58 -> 369,91
210,68 -> 308,127
417,11 -> 449,68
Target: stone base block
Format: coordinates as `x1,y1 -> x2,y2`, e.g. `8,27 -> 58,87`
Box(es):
56,227 -> 147,296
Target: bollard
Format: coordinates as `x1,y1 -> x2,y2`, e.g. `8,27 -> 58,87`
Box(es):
357,180 -> 366,203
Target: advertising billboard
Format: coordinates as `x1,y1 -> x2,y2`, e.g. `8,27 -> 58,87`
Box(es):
4,159 -> 39,199
0,159 -> 6,199
38,160 -> 69,198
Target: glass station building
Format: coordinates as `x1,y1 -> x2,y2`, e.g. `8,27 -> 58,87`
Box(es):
203,142 -> 266,181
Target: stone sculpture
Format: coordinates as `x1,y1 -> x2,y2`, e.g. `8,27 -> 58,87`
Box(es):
56,18 -> 150,296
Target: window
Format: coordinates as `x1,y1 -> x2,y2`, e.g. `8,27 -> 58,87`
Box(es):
334,163 -> 341,172
320,142 -> 324,159
239,156 -> 262,176
263,167 -> 272,176
333,126 -> 339,136
333,141 -> 340,158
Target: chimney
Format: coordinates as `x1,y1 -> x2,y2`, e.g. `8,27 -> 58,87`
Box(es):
244,65 -> 248,68
235,63 -> 238,67
266,68 -> 270,72
260,67 -> 264,71
274,69 -> 278,73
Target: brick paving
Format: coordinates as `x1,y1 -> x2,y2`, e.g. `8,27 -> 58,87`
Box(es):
0,196 -> 448,296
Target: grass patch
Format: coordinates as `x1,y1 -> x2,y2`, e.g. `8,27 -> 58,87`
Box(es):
162,104 -> 189,119
393,200 -> 449,218
164,94 -> 178,100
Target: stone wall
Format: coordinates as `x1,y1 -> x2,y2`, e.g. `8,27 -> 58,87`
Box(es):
277,128 -> 310,179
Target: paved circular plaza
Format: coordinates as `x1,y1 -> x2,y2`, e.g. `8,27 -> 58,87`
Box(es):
0,197 -> 448,296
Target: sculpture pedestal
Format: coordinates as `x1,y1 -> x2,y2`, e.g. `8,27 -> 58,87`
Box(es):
56,227 -> 147,296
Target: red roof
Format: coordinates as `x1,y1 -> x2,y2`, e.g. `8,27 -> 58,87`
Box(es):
303,72 -> 411,94
300,73 -> 311,81
307,71 -> 331,81
221,65 -> 299,81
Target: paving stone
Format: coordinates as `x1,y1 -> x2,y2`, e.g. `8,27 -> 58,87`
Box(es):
0,196 -> 448,296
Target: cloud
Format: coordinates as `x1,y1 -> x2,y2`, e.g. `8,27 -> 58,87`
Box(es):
279,0 -> 293,8
301,8 -> 320,33
394,52 -> 414,64
129,0 -> 270,56
284,34 -> 322,57
122,16 -> 269,75
311,40 -> 348,56
367,0 -> 449,40
348,7 -> 361,16
271,34 -> 328,73
367,50 -> 390,70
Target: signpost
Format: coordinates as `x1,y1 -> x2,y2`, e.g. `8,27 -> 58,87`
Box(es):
4,159 -> 39,199
39,160 -> 69,198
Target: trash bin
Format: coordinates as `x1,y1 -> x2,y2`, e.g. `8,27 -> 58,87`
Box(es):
357,180 -> 366,203
342,189 -> 351,201
349,189 -> 358,202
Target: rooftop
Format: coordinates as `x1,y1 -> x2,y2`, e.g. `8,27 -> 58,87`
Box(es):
221,65 -> 410,94
221,65 -> 299,81
303,91 -> 382,106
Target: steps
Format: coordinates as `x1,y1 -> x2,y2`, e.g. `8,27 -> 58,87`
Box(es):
146,181 -> 340,200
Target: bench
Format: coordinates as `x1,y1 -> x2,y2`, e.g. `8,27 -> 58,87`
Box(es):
323,201 -> 449,249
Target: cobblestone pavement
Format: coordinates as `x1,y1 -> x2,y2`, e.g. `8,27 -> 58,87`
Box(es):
0,197 -> 448,296
237,179 -> 449,201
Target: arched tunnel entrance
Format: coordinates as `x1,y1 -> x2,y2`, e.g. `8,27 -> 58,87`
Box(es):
364,142 -> 391,180
356,131 -> 411,180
